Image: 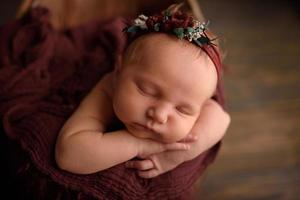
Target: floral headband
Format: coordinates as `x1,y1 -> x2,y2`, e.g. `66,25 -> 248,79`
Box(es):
124,10 -> 216,47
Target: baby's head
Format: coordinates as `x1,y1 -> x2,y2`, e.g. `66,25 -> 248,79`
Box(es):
112,7 -> 222,143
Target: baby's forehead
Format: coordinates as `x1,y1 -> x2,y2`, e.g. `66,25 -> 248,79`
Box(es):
123,33 -> 206,64
122,34 -> 218,99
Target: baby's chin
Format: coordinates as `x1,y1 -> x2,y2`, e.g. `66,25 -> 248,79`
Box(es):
125,124 -> 151,139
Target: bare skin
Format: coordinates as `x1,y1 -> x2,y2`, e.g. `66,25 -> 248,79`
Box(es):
55,34 -> 230,176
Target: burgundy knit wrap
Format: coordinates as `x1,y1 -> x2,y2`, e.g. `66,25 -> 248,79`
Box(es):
0,7 -> 222,200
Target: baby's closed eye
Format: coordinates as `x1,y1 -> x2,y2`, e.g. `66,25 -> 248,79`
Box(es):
175,105 -> 196,116
136,83 -> 158,97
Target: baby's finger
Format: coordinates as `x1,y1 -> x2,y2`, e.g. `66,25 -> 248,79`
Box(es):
125,160 -> 154,170
164,143 -> 190,151
179,134 -> 198,143
138,169 -> 159,179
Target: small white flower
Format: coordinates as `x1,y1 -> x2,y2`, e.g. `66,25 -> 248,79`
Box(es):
134,15 -> 148,30
139,15 -> 148,21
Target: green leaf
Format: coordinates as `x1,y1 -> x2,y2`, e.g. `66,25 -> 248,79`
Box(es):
197,36 -> 210,45
187,27 -> 194,34
173,28 -> 184,39
154,23 -> 160,31
194,39 -> 203,47
163,10 -> 172,17
127,26 -> 139,33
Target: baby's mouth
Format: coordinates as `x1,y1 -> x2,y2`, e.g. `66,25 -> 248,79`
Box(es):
132,123 -> 157,134
130,123 -> 168,142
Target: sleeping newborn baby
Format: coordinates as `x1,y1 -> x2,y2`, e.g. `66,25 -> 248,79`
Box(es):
55,10 -> 230,178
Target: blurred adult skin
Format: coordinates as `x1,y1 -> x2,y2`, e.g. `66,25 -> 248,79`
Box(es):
16,0 -> 204,30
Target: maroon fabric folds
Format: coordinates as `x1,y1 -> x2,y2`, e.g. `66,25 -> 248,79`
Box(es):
0,7 -> 222,200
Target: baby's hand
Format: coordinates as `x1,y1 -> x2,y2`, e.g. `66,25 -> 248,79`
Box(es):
126,133 -> 198,178
136,137 -> 192,159
126,99 -> 231,178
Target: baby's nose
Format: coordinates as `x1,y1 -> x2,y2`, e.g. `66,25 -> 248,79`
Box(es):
147,105 -> 170,124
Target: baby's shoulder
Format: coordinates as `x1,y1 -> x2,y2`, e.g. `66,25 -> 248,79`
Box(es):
98,72 -> 114,98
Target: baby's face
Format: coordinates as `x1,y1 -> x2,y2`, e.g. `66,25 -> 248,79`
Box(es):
112,34 -> 217,143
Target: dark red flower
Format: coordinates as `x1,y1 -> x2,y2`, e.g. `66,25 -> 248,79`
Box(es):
143,11 -> 195,33
171,11 -> 194,28
161,20 -> 173,32
146,14 -> 163,31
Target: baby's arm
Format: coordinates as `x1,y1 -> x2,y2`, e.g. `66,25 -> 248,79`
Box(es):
55,73 -> 189,174
125,99 -> 230,178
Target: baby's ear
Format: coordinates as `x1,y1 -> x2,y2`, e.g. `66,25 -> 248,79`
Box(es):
114,54 -> 123,74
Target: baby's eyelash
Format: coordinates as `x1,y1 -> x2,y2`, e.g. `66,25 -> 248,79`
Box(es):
136,84 -> 156,96
175,106 -> 191,115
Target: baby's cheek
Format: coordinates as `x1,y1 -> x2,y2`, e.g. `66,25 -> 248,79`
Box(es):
172,118 -> 196,141
116,99 -> 135,119
115,93 -> 144,121
160,127 -> 185,143
113,96 -> 130,121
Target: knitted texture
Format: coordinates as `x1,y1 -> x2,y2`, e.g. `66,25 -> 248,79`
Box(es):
0,7 -> 221,200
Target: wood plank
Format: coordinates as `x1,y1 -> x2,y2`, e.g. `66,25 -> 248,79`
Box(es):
196,0 -> 300,199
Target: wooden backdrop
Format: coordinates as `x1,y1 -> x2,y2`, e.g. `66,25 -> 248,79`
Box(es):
195,0 -> 300,199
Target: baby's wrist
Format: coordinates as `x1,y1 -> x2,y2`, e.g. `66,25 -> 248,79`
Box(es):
127,130 -> 142,157
135,138 -> 144,157
119,129 -> 142,158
